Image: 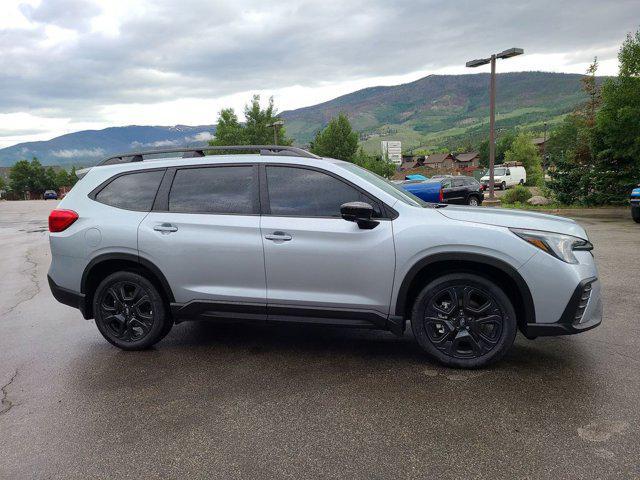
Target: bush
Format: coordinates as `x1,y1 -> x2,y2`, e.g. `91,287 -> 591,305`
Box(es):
501,185 -> 532,204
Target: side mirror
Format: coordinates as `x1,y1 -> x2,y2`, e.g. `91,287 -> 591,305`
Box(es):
340,202 -> 379,230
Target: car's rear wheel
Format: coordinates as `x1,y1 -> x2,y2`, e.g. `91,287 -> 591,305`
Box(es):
467,196 -> 479,206
411,273 -> 517,368
93,271 -> 170,350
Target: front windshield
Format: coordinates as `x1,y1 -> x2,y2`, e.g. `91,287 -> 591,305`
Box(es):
340,163 -> 428,207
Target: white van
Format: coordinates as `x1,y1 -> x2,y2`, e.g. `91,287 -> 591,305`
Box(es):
480,165 -> 526,189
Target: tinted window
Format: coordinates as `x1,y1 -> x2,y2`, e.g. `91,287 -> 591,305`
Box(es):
169,166 -> 254,214
267,166 -> 379,217
441,179 -> 453,188
452,178 -> 465,187
95,170 -> 165,211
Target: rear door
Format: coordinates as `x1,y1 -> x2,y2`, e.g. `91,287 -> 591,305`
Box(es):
138,164 -> 266,317
260,165 -> 396,326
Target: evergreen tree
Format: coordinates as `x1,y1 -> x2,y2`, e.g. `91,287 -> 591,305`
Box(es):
504,132 -> 543,186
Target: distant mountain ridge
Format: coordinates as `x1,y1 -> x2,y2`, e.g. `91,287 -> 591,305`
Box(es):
281,71 -> 597,151
0,124 -> 216,167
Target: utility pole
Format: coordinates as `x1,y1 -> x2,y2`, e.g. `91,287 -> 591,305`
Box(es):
466,47 -> 524,204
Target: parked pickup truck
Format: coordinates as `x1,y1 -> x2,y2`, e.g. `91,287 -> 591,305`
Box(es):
399,176 -> 484,206
632,186 -> 640,223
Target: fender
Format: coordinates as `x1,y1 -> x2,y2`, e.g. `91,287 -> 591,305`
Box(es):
394,252 -> 535,325
81,252 -> 175,303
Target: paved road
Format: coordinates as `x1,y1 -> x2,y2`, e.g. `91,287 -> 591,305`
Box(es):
1,200 -> 639,479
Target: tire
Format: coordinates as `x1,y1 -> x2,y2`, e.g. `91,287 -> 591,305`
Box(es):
632,206 -> 640,223
501,181 -> 507,190
93,271 -> 171,350
519,179 -> 525,185
467,196 -> 479,206
410,273 -> 517,368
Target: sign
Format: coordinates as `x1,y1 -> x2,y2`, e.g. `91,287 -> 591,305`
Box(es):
381,141 -> 402,165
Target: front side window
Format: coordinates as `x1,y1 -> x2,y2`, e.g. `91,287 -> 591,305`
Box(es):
266,166 -> 380,217
169,166 -> 255,214
95,169 -> 165,211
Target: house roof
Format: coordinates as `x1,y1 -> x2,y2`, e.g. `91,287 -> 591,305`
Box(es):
455,152 -> 479,162
424,153 -> 453,164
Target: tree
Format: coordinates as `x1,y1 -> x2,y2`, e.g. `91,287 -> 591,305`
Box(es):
44,166 -> 58,190
352,148 -> 396,178
68,166 -> 79,186
9,158 -> 48,196
0,176 -> 6,191
478,130 -> 517,168
504,132 -> 543,186
209,108 -> 245,146
589,30 -> 640,204
55,169 -> 70,188
310,113 -> 359,161
209,95 -> 291,148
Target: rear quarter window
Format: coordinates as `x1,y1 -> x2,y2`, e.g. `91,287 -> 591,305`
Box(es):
94,169 -> 165,211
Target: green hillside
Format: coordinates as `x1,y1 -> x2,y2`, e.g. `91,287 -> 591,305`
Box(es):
281,72 -> 597,152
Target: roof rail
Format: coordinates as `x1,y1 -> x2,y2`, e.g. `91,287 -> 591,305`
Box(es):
98,145 -> 320,166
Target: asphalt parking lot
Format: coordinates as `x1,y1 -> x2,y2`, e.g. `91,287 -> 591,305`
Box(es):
1,200 -> 639,479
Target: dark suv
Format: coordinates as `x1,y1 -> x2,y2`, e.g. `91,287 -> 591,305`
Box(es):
440,176 -> 484,206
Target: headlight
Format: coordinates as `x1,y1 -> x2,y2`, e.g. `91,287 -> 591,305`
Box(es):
510,228 -> 593,264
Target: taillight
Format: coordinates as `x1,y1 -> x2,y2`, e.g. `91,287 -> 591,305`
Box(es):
439,188 -> 444,203
49,209 -> 78,232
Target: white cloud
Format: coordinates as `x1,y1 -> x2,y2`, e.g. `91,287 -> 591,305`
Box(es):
51,147 -> 105,158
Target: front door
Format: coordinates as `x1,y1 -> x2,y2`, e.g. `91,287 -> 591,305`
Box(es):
138,165 -> 266,317
260,165 -> 396,326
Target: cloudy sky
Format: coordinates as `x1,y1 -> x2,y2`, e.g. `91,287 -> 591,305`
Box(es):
1,0 -> 639,148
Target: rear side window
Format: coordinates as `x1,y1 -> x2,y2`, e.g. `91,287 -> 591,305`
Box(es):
266,166 -> 380,217
453,178 -> 465,187
169,166 -> 255,214
95,170 -> 165,211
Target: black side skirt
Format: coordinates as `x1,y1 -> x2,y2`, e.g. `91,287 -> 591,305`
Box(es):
170,300 -> 403,333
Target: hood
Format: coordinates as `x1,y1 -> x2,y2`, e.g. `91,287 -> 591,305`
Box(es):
437,205 -> 588,239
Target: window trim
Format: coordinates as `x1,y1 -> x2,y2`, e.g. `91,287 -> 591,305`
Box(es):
260,163 -> 395,220
88,167 -> 167,212
153,163 -> 260,216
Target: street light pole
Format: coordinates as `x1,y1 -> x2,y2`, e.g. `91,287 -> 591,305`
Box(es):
488,54 -> 496,199
466,47 -> 524,203
268,120 -> 284,146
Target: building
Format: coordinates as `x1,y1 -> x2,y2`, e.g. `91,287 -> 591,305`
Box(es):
454,152 -> 480,168
424,153 -> 455,169
381,141 -> 402,165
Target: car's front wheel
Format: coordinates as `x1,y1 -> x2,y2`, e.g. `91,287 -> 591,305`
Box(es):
411,273 -> 517,368
93,271 -> 171,350
632,206 -> 640,223
501,181 -> 507,190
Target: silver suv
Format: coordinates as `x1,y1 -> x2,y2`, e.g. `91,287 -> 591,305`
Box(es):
47,146 -> 602,368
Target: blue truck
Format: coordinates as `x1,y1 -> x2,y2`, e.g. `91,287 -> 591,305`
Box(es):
632,186 -> 640,223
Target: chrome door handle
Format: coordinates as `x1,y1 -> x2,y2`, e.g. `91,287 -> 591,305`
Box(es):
153,224 -> 178,233
265,231 -> 292,241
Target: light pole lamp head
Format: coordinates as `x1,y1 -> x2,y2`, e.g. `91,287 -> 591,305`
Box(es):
496,48 -> 524,59
466,58 -> 491,68
268,120 -> 285,128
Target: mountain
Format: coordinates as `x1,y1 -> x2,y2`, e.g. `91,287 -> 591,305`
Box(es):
0,71 -> 597,167
0,124 -> 216,167
281,71 -> 595,152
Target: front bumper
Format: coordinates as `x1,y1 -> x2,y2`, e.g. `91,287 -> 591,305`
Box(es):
48,275 -> 87,317
523,277 -> 602,338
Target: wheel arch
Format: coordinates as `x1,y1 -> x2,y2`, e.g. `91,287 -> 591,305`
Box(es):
394,253 -> 535,332
80,253 -> 175,319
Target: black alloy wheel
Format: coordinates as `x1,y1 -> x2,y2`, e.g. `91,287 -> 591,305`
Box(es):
94,271 -> 170,350
411,273 -> 516,368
